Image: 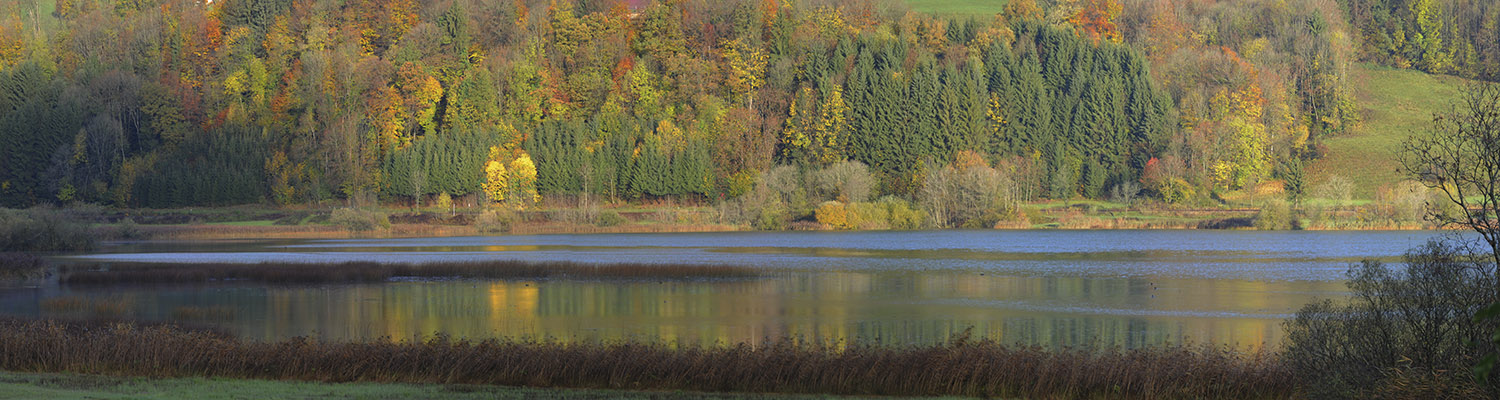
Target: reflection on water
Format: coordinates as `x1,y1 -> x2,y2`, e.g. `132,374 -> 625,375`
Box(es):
1,230 -> 1450,349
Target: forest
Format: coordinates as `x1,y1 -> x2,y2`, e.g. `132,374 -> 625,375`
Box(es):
0,0 -> 1492,226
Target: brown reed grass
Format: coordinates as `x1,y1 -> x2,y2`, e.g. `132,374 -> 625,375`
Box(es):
170,306 -> 237,321
0,252 -> 47,280
38,296 -> 133,317
61,260 -> 764,285
0,318 -> 1295,399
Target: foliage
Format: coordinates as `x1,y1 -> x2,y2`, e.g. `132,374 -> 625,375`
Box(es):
1252,199 -> 1294,230
329,208 -> 391,232
920,159 -> 1018,228
1339,0 -> 1500,81
0,0 -> 1388,210
595,210 -> 627,227
1283,240 -> 1498,398
0,207 -> 96,252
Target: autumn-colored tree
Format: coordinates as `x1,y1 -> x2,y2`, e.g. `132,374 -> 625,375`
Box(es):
720,38 -> 767,108
1207,86 -> 1269,190
1070,0 -> 1123,43
506,152 -> 540,209
781,86 -> 850,165
398,63 -> 442,137
0,14 -> 24,72
483,147 -> 509,204
367,84 -> 405,157
1004,0 -> 1045,22
351,0 -> 418,56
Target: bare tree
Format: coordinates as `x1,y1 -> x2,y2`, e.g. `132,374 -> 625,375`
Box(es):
1402,82 -> 1500,279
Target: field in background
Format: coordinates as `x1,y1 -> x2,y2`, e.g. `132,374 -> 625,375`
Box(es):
903,0 -> 1008,16
1306,64 -> 1465,200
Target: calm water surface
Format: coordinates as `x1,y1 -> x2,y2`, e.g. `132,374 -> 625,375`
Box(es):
0,230 -> 1453,348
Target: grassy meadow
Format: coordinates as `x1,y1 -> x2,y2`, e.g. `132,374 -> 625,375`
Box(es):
902,0 -> 1009,16
1306,64 -> 1465,200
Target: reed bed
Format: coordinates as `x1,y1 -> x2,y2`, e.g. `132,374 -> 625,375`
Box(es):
61,260 -> 764,285
0,318 -> 1294,399
0,252 -> 47,280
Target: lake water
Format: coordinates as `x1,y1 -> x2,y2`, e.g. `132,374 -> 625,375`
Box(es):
0,230 -> 1454,349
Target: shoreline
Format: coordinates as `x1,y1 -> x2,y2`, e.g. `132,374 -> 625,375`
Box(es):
77,205 -> 1439,241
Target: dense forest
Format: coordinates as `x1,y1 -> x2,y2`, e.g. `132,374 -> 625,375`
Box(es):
0,0 -> 1484,220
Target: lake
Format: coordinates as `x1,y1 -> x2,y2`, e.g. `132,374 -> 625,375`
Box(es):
0,230 -> 1453,349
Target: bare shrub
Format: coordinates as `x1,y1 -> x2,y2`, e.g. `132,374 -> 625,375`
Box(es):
812,161 -> 873,203
1313,175 -> 1354,205
1283,240 -> 1499,398
921,164 -> 1015,228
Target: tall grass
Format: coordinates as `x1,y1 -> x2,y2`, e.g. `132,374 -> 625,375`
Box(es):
60,260 -> 764,285
0,318 -> 1293,399
0,252 -> 46,280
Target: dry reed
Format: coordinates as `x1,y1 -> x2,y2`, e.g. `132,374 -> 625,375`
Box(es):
61,260 -> 763,285
0,318 -> 1295,399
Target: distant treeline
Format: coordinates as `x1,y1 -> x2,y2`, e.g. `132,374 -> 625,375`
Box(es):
0,0 -> 1471,210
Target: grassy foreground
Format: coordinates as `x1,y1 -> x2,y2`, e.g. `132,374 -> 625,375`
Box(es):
0,318 -> 1292,399
0,371 -> 893,400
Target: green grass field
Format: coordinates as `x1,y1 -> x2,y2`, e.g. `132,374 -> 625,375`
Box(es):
903,0 -> 1008,16
1306,64 -> 1466,200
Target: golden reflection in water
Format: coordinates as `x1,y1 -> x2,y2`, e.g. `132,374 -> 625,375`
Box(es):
51,271 -> 1345,350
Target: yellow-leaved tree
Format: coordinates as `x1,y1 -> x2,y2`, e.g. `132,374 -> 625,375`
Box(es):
483,146 -> 508,204
506,153 -> 539,209
1208,86 -> 1269,190
483,146 -> 539,209
721,39 -> 767,109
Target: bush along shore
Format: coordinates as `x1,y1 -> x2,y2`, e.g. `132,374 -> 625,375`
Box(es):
59,260 -> 765,285
0,318 -> 1290,400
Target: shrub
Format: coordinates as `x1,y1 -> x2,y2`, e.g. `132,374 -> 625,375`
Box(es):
595,210 -> 627,227
846,202 -> 890,230
272,213 -> 307,226
434,192 -> 453,212
1313,175 -> 1354,205
814,201 -> 851,230
1253,199 -> 1294,230
752,206 -> 787,231
920,163 -> 1014,228
812,161 -> 873,203
1155,178 -> 1195,204
329,208 -> 391,232
474,209 -> 513,234
878,197 -> 924,230
1283,240 -> 1499,398
0,252 -> 46,280
0,207 -> 96,252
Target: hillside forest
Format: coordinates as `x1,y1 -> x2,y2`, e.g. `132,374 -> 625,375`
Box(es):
0,0 -> 1494,228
